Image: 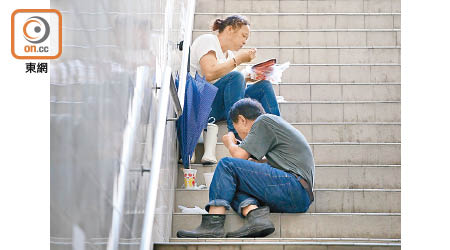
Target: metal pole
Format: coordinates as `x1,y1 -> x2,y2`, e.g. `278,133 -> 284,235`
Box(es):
139,65 -> 172,250
107,66 -> 149,250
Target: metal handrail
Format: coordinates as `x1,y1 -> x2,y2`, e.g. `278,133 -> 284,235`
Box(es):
176,0 -> 196,116
139,1 -> 196,250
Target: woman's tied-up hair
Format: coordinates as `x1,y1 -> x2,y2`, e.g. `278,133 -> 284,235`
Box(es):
212,15 -> 249,33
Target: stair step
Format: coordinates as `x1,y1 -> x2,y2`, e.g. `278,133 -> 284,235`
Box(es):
251,64 -> 401,83
216,123 -> 401,143
169,237 -> 401,243
278,102 -> 401,123
193,30 -> 400,47
201,143 -> 401,165
244,47 -> 401,64
195,0 -> 401,14
177,164 -> 401,189
236,64 -> 401,84
171,213 -> 400,239
274,84 -> 401,102
194,13 -> 399,30
156,240 -> 400,250
174,189 -> 400,213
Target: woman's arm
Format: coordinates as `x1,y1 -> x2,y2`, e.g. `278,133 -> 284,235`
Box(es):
200,49 -> 256,82
199,51 -> 237,82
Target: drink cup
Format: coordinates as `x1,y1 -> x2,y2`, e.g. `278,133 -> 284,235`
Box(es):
183,168 -> 197,189
203,172 -> 214,188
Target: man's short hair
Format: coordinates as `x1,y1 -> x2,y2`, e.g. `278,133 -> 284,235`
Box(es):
229,98 -> 266,123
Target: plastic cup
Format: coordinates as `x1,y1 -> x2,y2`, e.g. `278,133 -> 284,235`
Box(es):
203,172 -> 214,188
183,169 -> 197,189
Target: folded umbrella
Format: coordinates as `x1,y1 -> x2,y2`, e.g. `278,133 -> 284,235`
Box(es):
177,72 -> 218,168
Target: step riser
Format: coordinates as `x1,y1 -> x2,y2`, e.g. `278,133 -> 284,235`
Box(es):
252,48 -> 401,65
174,190 -> 400,213
195,0 -> 401,13
156,244 -> 400,250
193,31 -> 401,47
172,214 -> 400,239
210,144 -> 400,165
276,65 -> 401,83
280,103 -> 401,123
177,166 -> 401,189
276,84 -> 401,102
217,124 -> 401,143
195,14 -> 399,30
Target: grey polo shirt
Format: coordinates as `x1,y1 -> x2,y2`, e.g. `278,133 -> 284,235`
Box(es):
238,114 -> 315,188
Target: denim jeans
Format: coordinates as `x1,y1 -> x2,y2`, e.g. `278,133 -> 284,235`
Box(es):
205,157 -> 311,217
209,71 -> 280,135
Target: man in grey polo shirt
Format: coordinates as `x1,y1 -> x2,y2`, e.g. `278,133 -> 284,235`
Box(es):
177,98 -> 314,238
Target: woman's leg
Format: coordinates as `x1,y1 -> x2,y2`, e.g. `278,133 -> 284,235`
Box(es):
244,80 -> 280,116
209,71 -> 245,133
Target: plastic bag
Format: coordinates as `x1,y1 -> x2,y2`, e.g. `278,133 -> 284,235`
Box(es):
178,205 -> 208,214
241,61 -> 290,84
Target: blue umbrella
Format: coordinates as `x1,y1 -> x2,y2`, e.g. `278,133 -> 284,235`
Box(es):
177,72 -> 218,168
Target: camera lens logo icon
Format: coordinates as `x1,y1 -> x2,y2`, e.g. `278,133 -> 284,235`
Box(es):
23,16 -> 50,44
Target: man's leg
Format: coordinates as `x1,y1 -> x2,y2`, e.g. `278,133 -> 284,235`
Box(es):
207,157 -> 311,215
244,80 -> 280,116
206,157 -> 275,237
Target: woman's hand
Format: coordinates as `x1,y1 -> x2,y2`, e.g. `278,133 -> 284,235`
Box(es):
235,48 -> 257,64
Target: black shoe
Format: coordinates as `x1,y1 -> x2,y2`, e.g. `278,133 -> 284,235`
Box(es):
226,206 -> 275,238
177,214 -> 226,238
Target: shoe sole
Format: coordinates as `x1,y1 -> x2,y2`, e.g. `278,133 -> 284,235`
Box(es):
177,232 -> 225,238
226,226 -> 275,238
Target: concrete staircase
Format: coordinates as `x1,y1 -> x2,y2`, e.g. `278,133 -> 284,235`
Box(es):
155,0 -> 400,249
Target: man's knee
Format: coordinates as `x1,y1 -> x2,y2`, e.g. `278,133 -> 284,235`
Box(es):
217,157 -> 239,173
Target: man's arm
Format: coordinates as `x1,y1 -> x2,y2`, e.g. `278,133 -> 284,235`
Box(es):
222,132 -> 250,160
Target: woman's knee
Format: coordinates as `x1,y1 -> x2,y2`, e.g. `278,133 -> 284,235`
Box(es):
258,80 -> 274,92
226,71 -> 245,88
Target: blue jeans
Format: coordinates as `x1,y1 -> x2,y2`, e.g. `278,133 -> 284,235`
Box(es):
209,71 -> 280,135
205,157 -> 311,217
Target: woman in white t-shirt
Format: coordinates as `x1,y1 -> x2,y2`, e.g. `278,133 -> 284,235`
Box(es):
190,15 -> 280,164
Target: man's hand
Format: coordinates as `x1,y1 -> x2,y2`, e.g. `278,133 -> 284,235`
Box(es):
222,132 -> 250,160
248,157 -> 268,163
222,132 -> 237,149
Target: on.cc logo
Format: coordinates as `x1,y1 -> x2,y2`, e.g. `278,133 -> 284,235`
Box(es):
23,16 -> 50,44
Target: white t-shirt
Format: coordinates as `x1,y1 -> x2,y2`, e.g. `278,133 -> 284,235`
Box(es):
190,34 -> 235,83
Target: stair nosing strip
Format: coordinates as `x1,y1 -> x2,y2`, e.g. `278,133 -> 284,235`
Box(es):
288,122 -> 401,125
195,12 -> 401,16
173,212 -> 401,216
176,188 -> 400,192
240,63 -> 401,66
168,237 -> 401,241
244,46 -> 401,49
276,82 -> 401,85
182,164 -> 401,167
279,100 -> 400,103
194,29 -> 401,32
216,142 -> 400,145
159,241 -> 401,246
